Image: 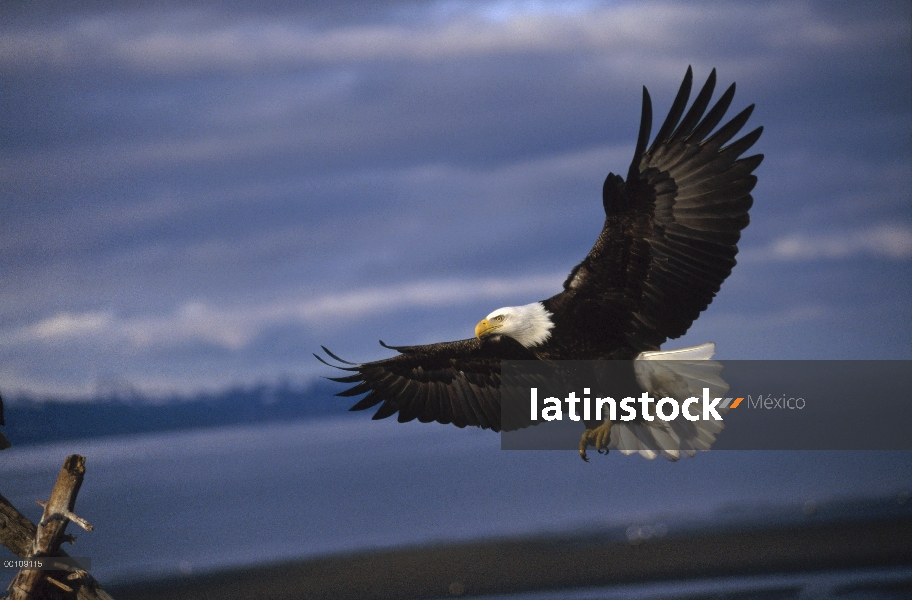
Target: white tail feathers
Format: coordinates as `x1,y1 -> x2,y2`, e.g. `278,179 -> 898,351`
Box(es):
638,342 -> 717,361
634,342 -> 729,401
608,342 -> 730,462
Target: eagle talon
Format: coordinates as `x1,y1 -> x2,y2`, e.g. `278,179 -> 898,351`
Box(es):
579,443 -> 590,461
579,432 -> 594,462
579,421 -> 612,462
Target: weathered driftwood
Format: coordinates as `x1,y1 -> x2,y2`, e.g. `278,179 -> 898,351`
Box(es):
2,455 -> 114,600
0,492 -> 36,558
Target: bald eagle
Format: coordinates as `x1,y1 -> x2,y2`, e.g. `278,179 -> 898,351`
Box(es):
318,67 -> 762,460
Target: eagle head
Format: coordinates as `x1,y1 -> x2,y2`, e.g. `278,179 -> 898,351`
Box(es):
474,302 -> 554,348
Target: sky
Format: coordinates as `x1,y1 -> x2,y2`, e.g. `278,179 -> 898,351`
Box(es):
1,0 -> 910,399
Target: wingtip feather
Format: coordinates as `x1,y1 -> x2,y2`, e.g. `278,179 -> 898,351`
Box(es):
647,67 -> 694,155
628,87 -> 653,179
321,346 -> 358,365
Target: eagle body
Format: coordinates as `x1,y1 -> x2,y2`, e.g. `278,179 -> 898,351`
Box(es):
318,67 -> 762,459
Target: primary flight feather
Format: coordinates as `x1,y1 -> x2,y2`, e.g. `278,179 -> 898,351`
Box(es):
318,67 -> 762,460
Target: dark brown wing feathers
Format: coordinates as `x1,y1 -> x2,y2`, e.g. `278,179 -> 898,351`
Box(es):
558,66 -> 762,352
318,336 -> 536,431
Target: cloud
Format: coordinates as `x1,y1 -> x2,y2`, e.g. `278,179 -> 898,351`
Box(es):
694,304 -> 834,331
744,224 -> 912,262
3,273 -> 565,351
21,311 -> 113,340
1,2 -> 905,74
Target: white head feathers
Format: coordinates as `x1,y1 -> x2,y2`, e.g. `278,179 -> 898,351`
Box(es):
483,302 -> 554,348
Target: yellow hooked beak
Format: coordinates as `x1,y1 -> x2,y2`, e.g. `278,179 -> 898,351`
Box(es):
475,318 -> 501,338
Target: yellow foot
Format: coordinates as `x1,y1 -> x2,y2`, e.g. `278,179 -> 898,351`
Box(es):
579,421 -> 612,462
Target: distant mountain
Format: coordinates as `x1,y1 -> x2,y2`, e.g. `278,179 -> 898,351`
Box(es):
0,380 -> 349,447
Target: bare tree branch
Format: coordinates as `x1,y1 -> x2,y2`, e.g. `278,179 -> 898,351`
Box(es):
3,455 -> 114,600
0,493 -> 37,558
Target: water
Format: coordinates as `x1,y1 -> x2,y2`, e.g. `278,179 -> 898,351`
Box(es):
469,568 -> 912,599
1,416 -> 910,585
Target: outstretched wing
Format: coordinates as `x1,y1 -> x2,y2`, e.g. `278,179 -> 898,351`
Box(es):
551,67 -> 763,352
317,337 -> 534,431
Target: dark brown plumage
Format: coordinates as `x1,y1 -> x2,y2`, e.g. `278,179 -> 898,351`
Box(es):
317,67 -> 762,433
